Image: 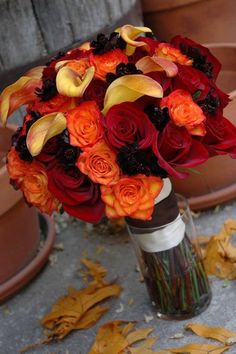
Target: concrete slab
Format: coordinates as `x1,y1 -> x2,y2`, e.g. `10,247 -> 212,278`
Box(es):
1,201 -> 236,354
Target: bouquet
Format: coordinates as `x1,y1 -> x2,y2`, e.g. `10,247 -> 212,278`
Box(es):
1,24 -> 236,223
1,24 -> 236,318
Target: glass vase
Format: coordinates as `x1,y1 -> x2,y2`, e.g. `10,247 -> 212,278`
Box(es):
126,193 -> 211,320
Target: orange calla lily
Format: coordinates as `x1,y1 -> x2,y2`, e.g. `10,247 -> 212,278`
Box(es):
115,24 -> 152,55
56,65 -> 95,97
102,74 -> 163,114
136,55 -> 178,77
0,66 -> 44,126
26,112 -> 67,156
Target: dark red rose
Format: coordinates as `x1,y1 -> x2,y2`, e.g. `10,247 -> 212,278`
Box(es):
84,79 -> 108,109
173,65 -> 210,100
153,122 -> 209,178
103,102 -> 156,150
202,115 -> 236,157
147,71 -> 171,93
47,164 -> 104,223
36,137 -> 60,165
171,36 -> 221,81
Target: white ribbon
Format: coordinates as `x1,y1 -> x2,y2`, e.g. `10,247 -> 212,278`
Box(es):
131,178 -> 186,252
132,215 -> 185,252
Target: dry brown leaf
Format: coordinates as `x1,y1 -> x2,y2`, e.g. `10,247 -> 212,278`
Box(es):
128,338 -> 170,354
88,321 -> 156,354
40,259 -> 121,341
197,219 -> 236,279
186,323 -> 236,345
167,343 -> 229,353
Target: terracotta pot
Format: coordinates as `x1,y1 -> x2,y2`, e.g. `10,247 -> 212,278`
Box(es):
0,124 -> 41,284
141,0 -> 236,43
0,124 -> 56,301
171,44 -> 236,210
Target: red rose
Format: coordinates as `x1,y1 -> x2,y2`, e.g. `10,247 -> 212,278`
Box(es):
36,136 -> 60,165
47,164 -> 104,223
103,102 -> 155,150
202,115 -> 236,157
153,122 -> 209,178
171,36 -> 221,81
173,65 -> 210,100
84,79 -> 108,110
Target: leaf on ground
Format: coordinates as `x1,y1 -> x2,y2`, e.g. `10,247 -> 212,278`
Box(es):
167,343 -> 229,353
41,259 -> 122,341
88,321 -> 156,354
198,219 -> 236,279
80,258 -> 107,286
186,323 -> 236,345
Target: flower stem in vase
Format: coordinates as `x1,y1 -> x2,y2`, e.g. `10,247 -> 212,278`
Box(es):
126,179 -> 211,319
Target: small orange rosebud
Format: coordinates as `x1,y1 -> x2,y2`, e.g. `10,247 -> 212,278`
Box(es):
101,174 -> 163,220
161,89 -> 206,136
77,140 -> 120,186
89,49 -> 128,80
156,43 -> 192,66
67,101 -> 103,149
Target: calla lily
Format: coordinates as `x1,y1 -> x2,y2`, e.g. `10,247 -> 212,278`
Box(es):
136,55 -> 178,77
56,66 -> 95,97
115,24 -> 152,55
0,66 -> 44,126
102,74 -> 163,114
26,112 -> 67,156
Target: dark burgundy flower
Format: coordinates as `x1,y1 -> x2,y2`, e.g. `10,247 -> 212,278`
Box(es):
84,79 -> 108,109
36,136 -> 61,165
171,36 -> 221,80
47,164 -> 104,223
202,115 -> 236,157
153,122 -> 209,178
103,102 -> 156,150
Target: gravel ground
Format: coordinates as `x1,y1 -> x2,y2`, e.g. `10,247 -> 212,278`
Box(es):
1,201 -> 236,354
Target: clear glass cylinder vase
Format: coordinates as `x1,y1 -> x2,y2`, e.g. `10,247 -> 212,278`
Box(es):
126,193 -> 211,320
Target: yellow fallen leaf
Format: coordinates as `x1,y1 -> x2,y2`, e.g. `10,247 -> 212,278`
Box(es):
186,323 -> 236,345
41,259 -> 122,341
88,321 -> 156,354
167,343 -> 229,353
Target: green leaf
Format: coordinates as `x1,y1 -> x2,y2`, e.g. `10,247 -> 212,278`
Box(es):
192,90 -> 202,101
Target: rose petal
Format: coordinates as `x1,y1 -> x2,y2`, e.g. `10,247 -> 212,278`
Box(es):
115,24 -> 152,55
26,112 -> 67,156
56,66 -> 95,97
136,56 -> 178,77
102,74 -> 163,114
0,66 -> 44,126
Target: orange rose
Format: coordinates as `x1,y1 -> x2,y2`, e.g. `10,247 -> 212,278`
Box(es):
77,140 -> 120,185
65,58 -> 90,77
156,43 -> 192,66
101,174 -> 163,220
7,148 -> 29,185
161,89 -> 206,136
21,162 -> 60,214
89,49 -> 128,80
67,101 -> 103,149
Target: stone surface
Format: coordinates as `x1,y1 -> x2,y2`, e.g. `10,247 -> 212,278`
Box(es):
1,201 -> 236,353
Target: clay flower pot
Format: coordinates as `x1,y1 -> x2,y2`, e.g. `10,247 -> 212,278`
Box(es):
141,0 -> 236,43
171,44 -> 236,210
0,124 -> 56,302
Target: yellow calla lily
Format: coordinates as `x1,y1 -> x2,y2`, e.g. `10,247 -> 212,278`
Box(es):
115,24 -> 152,55
102,74 -> 163,115
26,112 -> 67,156
0,66 -> 44,126
136,55 -> 178,77
56,66 -> 95,97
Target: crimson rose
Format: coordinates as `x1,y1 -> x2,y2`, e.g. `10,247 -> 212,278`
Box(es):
103,102 -> 155,150
47,164 -> 104,223
84,79 -> 108,110
153,122 -> 209,178
202,115 -> 236,157
171,35 -> 221,81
